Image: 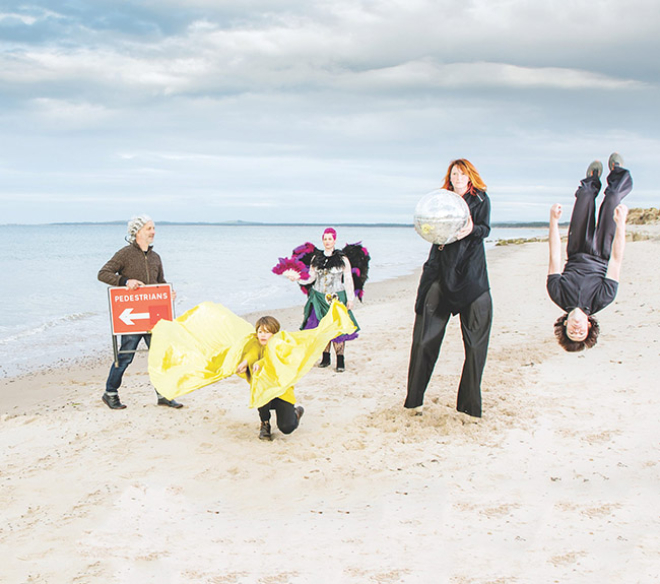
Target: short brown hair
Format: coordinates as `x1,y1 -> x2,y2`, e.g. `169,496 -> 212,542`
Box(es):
255,316 -> 280,334
554,314 -> 600,352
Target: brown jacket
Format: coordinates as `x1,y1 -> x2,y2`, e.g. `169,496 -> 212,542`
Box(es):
98,242 -> 166,287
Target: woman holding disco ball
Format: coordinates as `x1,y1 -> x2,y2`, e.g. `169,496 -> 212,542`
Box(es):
404,158 -> 492,418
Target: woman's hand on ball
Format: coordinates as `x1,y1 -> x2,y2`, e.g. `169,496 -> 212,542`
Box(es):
456,215 -> 473,240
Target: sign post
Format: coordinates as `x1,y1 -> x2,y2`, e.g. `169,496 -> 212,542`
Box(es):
107,284 -> 174,365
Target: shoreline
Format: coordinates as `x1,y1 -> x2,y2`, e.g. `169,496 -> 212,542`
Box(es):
2,239 -> 660,582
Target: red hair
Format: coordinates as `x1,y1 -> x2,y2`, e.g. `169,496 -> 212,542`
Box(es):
442,158 -> 487,196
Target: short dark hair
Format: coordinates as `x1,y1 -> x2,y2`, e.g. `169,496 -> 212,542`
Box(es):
554,314 -> 600,352
255,315 -> 280,334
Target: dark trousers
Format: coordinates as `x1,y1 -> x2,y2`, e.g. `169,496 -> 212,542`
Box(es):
105,333 -> 151,393
568,167 -> 632,260
258,398 -> 299,434
405,285 -> 492,418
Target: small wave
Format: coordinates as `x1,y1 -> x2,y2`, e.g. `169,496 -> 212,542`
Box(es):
0,312 -> 100,345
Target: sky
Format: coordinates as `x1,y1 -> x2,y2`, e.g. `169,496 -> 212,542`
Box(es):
1,0 -> 659,225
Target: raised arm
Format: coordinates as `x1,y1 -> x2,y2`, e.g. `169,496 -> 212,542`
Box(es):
605,204 -> 628,282
548,203 -> 563,275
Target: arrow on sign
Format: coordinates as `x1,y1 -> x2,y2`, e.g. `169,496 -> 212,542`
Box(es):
119,308 -> 150,326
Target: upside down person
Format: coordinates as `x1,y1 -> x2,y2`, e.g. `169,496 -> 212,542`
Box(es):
547,153 -> 632,351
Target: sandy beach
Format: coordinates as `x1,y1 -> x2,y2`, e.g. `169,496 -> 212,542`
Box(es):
2,235 -> 659,583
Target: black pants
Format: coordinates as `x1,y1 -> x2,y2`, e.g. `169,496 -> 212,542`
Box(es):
405,285 -> 492,418
258,398 -> 299,434
568,167 -> 632,260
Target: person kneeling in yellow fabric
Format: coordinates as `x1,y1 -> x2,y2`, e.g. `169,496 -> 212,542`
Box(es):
148,299 -> 356,440
236,316 -> 302,441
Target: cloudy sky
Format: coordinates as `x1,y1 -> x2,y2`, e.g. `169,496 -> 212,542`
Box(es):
1,0 -> 658,224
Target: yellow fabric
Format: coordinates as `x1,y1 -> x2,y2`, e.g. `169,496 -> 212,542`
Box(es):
239,338 -> 296,406
148,299 -> 356,408
147,301 -> 254,399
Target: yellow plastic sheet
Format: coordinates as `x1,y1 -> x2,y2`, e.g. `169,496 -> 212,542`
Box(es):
148,300 -> 357,408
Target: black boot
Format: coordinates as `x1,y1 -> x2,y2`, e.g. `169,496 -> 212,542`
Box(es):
318,352 -> 331,368
259,421 -> 272,441
336,355 -> 345,372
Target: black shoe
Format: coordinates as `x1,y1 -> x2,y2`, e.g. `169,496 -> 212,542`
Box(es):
608,152 -> 624,171
295,405 -> 305,422
102,392 -> 126,410
318,352 -> 331,368
259,420 -> 272,441
586,160 -> 602,179
336,355 -> 345,372
157,396 -> 184,408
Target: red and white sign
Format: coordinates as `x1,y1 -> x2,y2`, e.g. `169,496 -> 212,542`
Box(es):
108,284 -> 174,335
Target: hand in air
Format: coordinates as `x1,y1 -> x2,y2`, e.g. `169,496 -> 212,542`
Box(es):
550,204 -> 562,221
614,204 -> 629,226
236,360 -> 248,375
285,271 -> 301,282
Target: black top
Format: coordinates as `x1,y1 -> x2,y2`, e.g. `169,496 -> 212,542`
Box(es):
546,253 -> 618,315
414,190 -> 491,315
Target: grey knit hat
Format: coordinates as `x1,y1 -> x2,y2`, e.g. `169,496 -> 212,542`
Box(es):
127,214 -> 153,243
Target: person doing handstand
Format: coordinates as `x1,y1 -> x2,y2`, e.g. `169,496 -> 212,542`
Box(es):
547,153 -> 632,351
236,316 -> 304,441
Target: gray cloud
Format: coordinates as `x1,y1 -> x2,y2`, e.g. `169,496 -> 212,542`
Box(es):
1,0 -> 659,224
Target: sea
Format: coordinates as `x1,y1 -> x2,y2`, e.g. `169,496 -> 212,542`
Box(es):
0,224 -> 546,379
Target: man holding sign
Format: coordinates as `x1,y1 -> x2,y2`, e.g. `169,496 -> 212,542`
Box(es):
98,215 -> 183,410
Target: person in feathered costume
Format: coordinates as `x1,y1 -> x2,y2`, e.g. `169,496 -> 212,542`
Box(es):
273,228 -> 369,372
148,299 -> 356,440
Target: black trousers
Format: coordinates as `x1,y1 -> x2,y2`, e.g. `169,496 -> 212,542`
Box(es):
568,167 -> 632,260
258,398 -> 299,434
405,285 -> 492,418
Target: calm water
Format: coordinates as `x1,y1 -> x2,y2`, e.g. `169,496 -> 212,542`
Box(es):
0,224 -> 545,378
